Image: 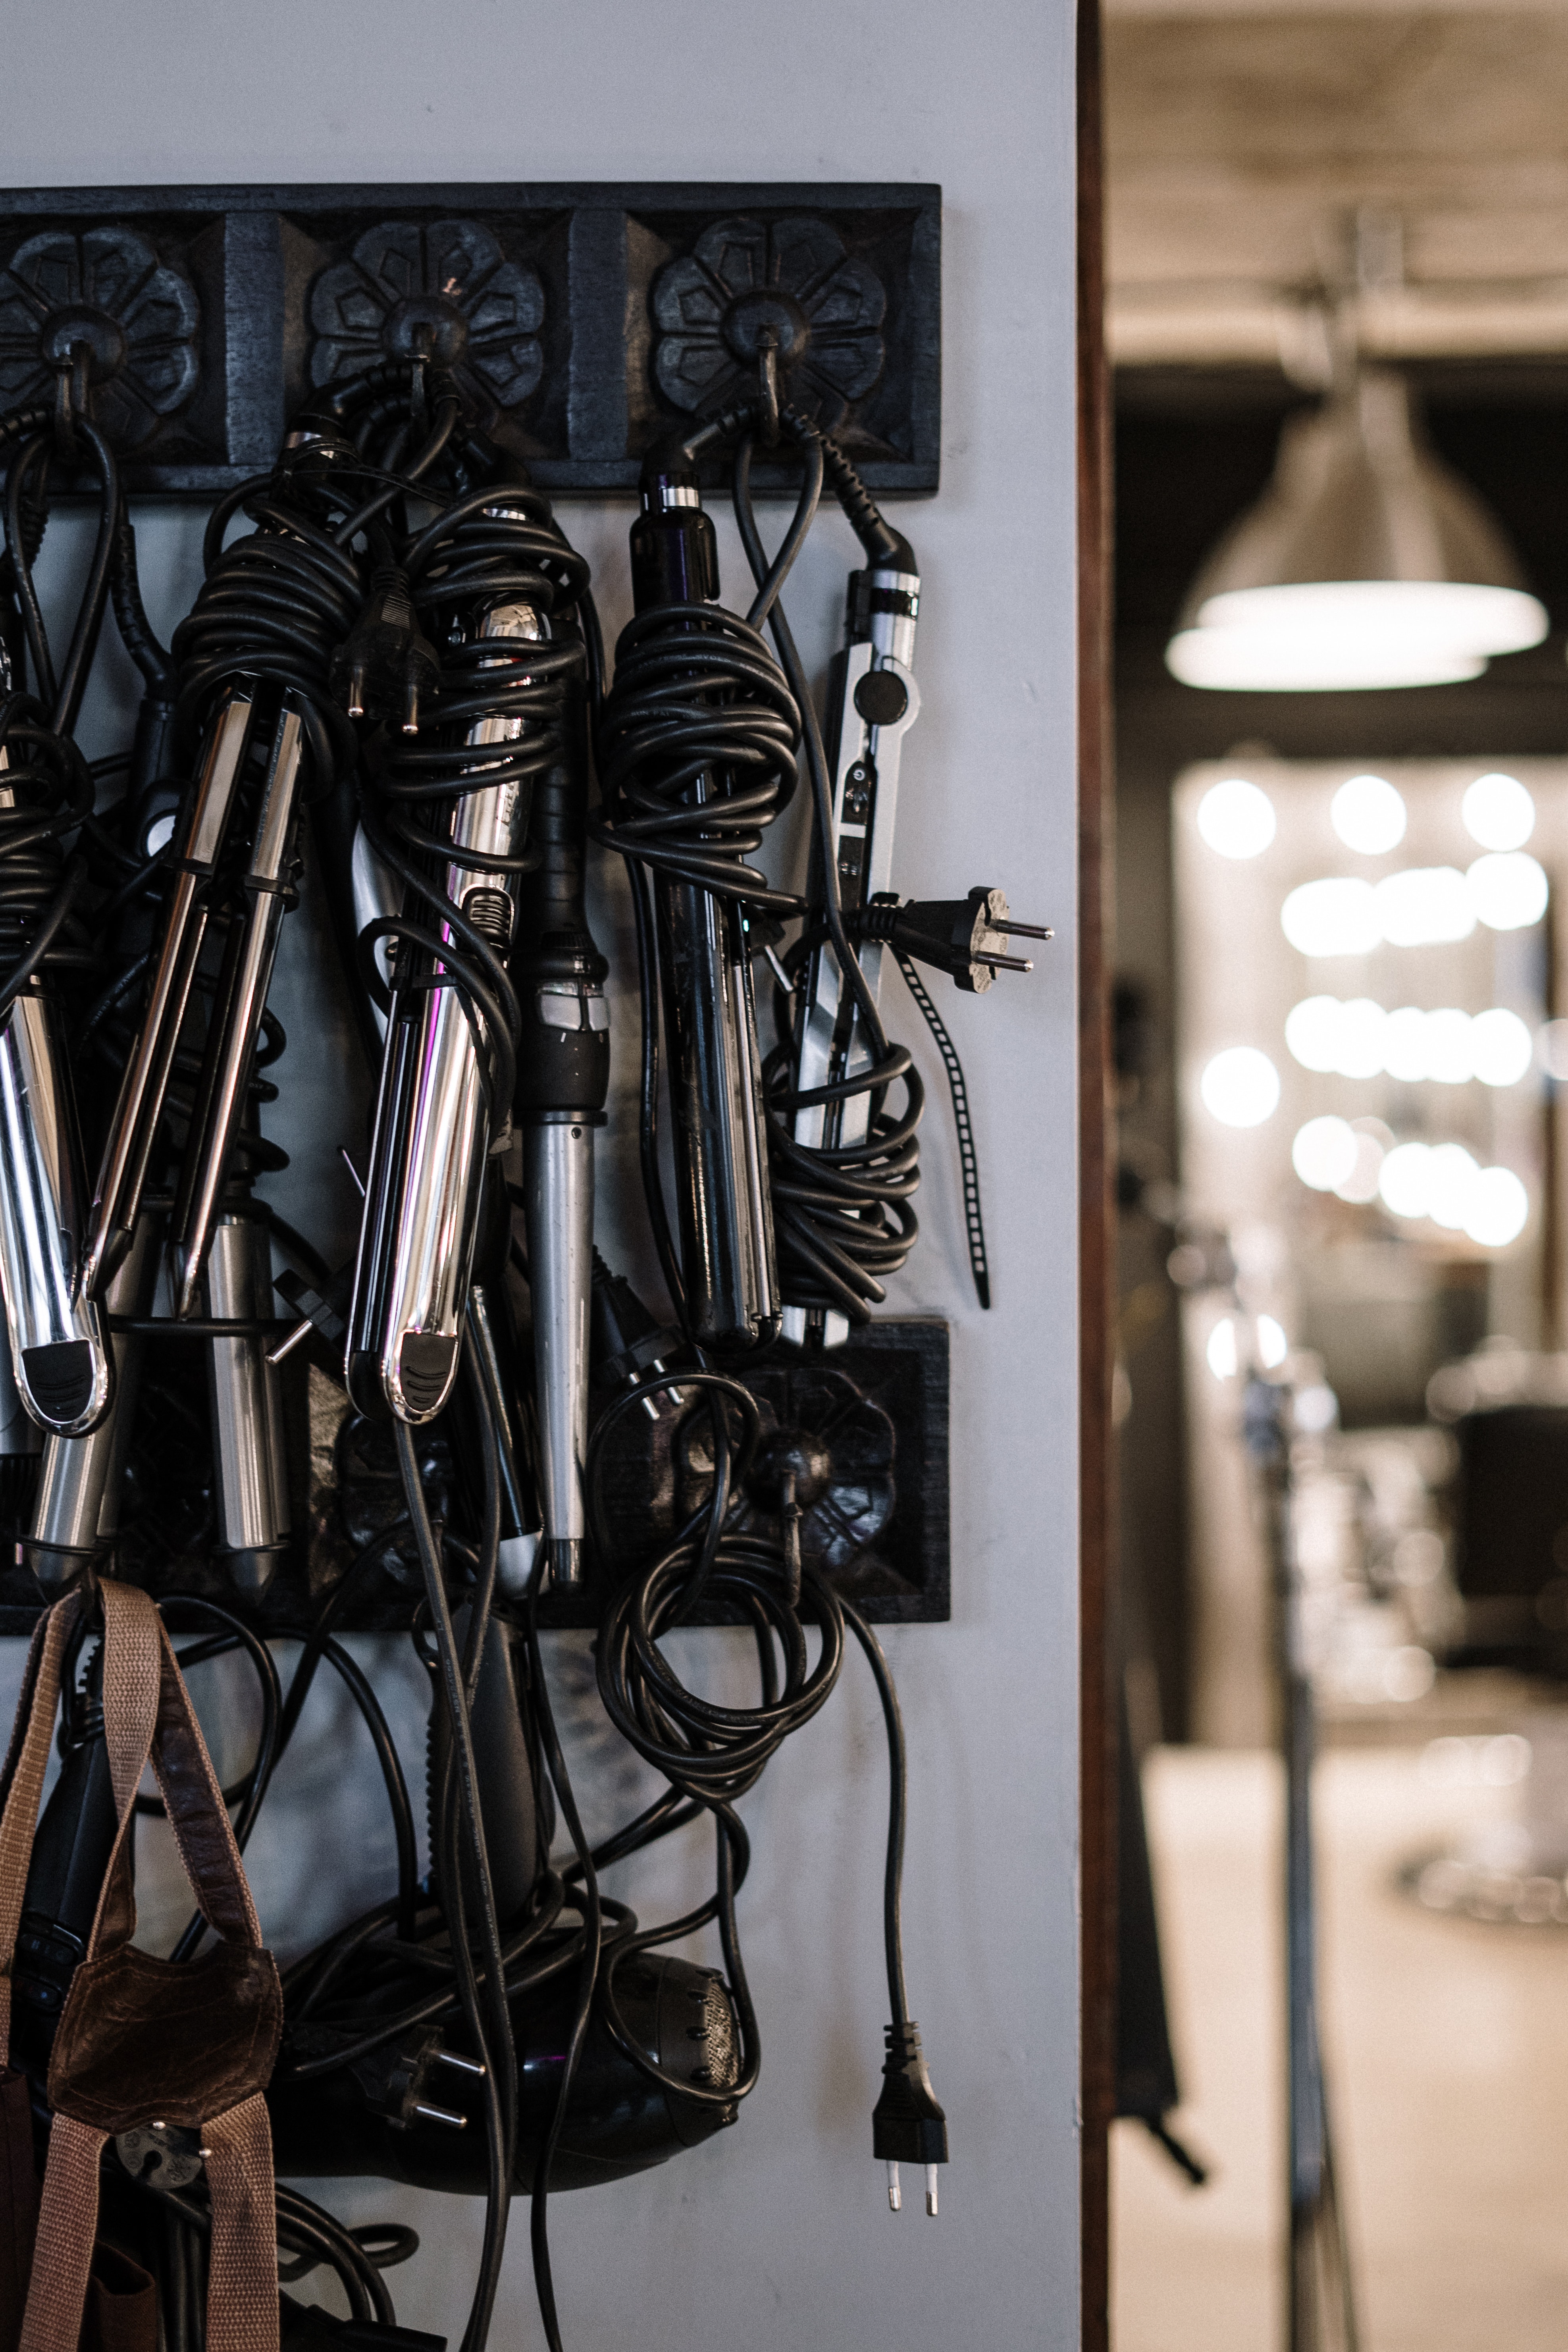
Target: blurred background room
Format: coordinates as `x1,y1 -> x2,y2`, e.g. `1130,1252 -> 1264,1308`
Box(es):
1103,6 -> 1568,2347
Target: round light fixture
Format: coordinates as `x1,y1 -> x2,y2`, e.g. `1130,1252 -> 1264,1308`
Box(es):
1257,1316 -> 1289,1370
1165,373 -> 1547,693
1200,1046 -> 1281,1128
1375,866 -> 1474,948
1331,772 -> 1406,855
1339,1119 -> 1391,1203
1462,772 -> 1535,852
1379,1141 -> 1432,1219
1281,877 -> 1381,958
1285,995 -> 1345,1073
1207,1318 -> 1239,1379
1469,1008 -> 1533,1088
1464,1167 -> 1528,1249
1293,1115 -> 1358,1191
1467,851 -> 1548,932
1196,776 -> 1277,859
1382,1006 -> 1429,1085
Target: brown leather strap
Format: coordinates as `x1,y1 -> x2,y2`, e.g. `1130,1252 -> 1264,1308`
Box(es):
8,1589 -> 281,2352
84,1586 -> 260,1963
203,2095 -> 278,2352
0,1604 -> 80,2059
16,2116 -> 105,2352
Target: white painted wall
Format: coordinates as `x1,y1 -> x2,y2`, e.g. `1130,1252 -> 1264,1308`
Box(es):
0,6 -> 1081,2345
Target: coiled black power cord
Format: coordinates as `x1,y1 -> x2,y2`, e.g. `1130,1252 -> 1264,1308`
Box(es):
357,468 -> 591,1132
586,1366 -> 917,2118
591,425 -> 806,1323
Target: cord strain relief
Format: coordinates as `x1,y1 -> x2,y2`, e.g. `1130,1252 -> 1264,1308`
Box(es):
814,430 -> 915,570
883,2019 -> 925,2069
857,897 -> 901,944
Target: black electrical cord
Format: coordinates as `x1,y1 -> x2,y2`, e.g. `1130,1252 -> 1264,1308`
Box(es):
5,413 -> 123,735
138,1535 -> 423,1947
594,601 -> 803,912
0,405 -> 122,1031
393,1416 -> 515,2352
521,1556 -> 603,2352
584,1360 -> 921,2125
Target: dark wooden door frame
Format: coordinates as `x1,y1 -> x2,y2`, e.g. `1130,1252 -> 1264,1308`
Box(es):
1078,0 -> 1116,2344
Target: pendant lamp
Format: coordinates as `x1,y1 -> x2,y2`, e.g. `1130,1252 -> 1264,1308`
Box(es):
1165,369 -> 1547,692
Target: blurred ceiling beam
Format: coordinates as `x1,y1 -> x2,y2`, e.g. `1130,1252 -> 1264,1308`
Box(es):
1108,7 -> 1568,366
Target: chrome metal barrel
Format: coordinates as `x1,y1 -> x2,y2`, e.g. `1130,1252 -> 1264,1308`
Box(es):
347,600 -> 542,1423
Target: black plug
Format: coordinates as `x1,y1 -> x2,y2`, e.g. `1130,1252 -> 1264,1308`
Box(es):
280,2298 -> 446,2352
330,566 -> 440,734
872,2020 -> 949,2216
590,1250 -> 684,1409
858,887 -> 1052,995
270,1261 -> 353,1375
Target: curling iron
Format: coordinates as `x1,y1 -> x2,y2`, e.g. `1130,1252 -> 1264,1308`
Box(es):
512,705 -> 609,1587
80,681 -> 308,1315
0,397 -> 127,1437
783,509 -> 923,1347
347,591 -> 538,1424
753,418 -> 1048,1338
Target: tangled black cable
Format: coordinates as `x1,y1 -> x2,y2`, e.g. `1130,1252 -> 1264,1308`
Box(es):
585,1364 -> 914,2115
0,408 -> 125,1029
590,423 -> 806,1318
174,473 -> 363,786
357,464 -> 592,1134
594,601 -> 802,911
0,693 -> 95,1022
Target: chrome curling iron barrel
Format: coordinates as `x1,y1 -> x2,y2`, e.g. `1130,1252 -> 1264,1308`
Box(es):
0,699 -> 111,1435
345,455 -> 591,1423
81,444 -> 363,1312
0,404 -> 131,1436
513,709 -> 608,1590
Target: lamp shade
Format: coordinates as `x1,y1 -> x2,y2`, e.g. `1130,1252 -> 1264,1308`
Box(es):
1166,370 -> 1548,692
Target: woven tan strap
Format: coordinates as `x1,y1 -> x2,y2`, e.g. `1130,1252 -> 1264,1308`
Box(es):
0,1601 -> 81,2059
203,2095 -> 278,2352
16,2115 -> 105,2352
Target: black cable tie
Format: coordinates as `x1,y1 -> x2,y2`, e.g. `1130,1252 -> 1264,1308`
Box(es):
894,950 -> 991,1310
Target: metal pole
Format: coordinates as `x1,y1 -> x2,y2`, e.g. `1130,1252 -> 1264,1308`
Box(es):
1244,1371 -> 1359,2352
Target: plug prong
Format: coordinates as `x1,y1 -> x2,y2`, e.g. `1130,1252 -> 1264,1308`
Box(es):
886,2160 -> 902,2212
974,949 -> 1032,973
763,945 -> 794,997
266,1315 -> 314,1369
995,921 -> 1052,940
347,661 -> 367,720
926,2165 -> 939,2217
433,2049 -> 486,2078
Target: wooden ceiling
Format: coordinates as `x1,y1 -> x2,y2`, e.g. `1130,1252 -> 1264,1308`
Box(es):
1106,5 -> 1568,367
